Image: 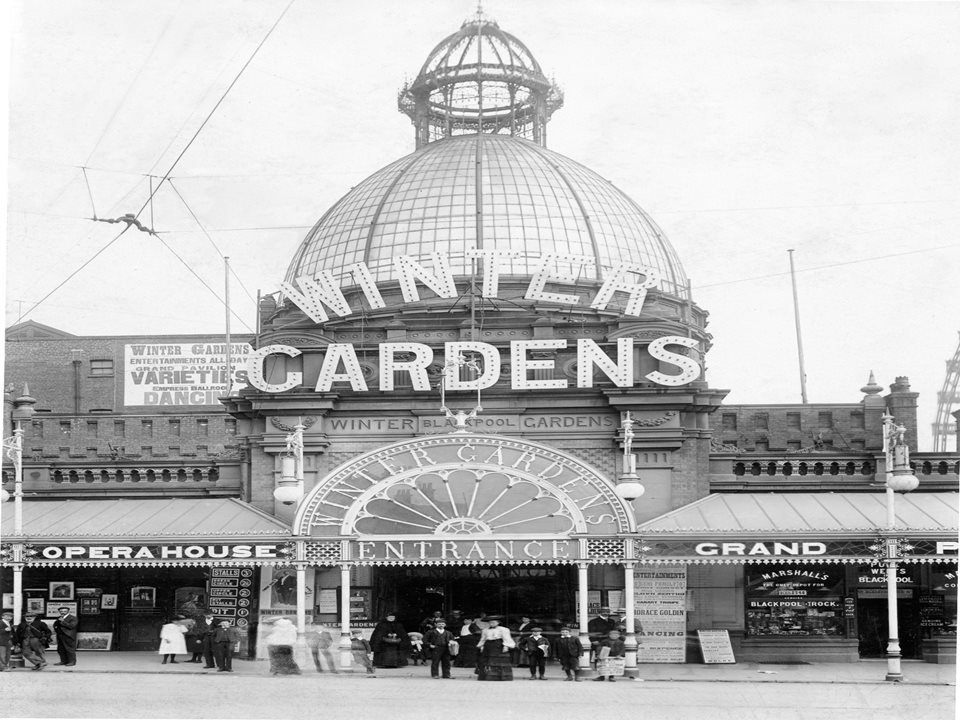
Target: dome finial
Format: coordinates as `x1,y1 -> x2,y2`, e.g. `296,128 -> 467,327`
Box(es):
400,14 -> 563,148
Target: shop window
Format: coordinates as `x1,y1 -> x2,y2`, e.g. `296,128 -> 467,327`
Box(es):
89,359 -> 114,376
745,564 -> 847,638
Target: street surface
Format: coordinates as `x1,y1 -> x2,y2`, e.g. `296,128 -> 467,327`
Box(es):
3,670 -> 956,720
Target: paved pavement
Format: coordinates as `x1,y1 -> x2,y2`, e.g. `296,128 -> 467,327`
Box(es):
3,653 -> 956,720
7,650 -> 956,684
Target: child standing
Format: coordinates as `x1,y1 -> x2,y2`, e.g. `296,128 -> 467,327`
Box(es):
555,626 -> 583,681
350,629 -> 376,676
592,629 -> 625,682
522,627 -> 550,680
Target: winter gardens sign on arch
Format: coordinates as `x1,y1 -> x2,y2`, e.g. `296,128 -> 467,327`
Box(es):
294,435 -> 635,559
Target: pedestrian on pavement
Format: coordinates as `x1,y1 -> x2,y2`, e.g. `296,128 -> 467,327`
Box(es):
213,619 -> 241,673
555,625 -> 583,681
370,612 -> 409,668
349,629 -> 375,676
419,610 -> 444,635
592,629 -> 625,682
53,606 -> 79,666
305,621 -> 338,673
0,610 -> 16,671
184,617 -> 203,662
158,617 -> 188,664
16,612 -> 51,670
423,619 -> 455,679
476,616 -> 515,681
197,612 -> 217,668
407,630 -> 425,665
266,617 -> 300,675
522,627 -> 550,680
512,615 -> 534,666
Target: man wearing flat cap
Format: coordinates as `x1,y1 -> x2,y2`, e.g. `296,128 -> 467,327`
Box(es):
16,612 -> 51,670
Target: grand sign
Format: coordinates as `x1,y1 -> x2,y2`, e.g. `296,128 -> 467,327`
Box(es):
645,539 -> 960,559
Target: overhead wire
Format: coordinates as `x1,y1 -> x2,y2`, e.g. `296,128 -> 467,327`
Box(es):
15,0 -> 296,325
167,178 -> 259,305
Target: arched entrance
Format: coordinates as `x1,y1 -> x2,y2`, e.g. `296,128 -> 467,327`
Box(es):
291,433 -> 639,675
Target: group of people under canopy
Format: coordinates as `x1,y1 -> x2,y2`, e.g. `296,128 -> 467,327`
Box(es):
368,606 -> 626,681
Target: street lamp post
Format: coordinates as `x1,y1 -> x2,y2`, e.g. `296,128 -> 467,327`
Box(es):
879,412 -> 920,682
271,421 -> 307,647
614,412 -> 645,679
2,386 -> 37,668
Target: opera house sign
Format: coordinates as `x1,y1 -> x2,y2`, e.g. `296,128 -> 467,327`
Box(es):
250,253 -> 702,394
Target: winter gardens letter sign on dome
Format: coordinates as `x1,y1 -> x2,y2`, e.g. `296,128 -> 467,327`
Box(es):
248,252 -> 702,395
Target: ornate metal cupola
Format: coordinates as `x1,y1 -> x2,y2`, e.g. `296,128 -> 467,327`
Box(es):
398,8 -> 563,148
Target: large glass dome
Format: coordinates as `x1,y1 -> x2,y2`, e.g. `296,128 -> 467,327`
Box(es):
286,134 -> 689,298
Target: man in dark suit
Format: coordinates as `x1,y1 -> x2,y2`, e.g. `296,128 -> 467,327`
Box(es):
423,619 -> 455,679
212,619 -> 241,672
0,610 -> 15,671
16,612 -> 51,670
53,606 -> 79,666
197,612 -> 217,668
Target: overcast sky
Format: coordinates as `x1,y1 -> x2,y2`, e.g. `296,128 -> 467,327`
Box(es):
3,0 -> 959,450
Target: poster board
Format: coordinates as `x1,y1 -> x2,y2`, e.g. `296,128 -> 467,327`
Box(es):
634,565 -> 687,663
697,630 -> 735,664
596,657 -> 626,676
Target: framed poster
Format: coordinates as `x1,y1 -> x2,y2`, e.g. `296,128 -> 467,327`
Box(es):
26,597 -> 46,615
2,592 -> 13,609
49,581 -> 75,601
130,586 -> 155,608
75,588 -> 102,598
80,597 -> 101,615
101,594 -> 118,610
77,632 -> 113,651
46,601 -> 78,618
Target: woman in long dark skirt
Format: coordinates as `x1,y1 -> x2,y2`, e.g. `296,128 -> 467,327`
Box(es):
267,618 -> 301,675
476,616 -> 515,681
370,613 -> 409,668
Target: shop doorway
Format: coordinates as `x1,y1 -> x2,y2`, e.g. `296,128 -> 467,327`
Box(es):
372,565 -> 577,633
857,597 -> 921,659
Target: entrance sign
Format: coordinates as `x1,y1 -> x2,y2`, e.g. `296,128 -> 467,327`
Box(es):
296,434 -> 634,537
697,630 -> 735,664
634,565 -> 687,663
352,539 -> 579,563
